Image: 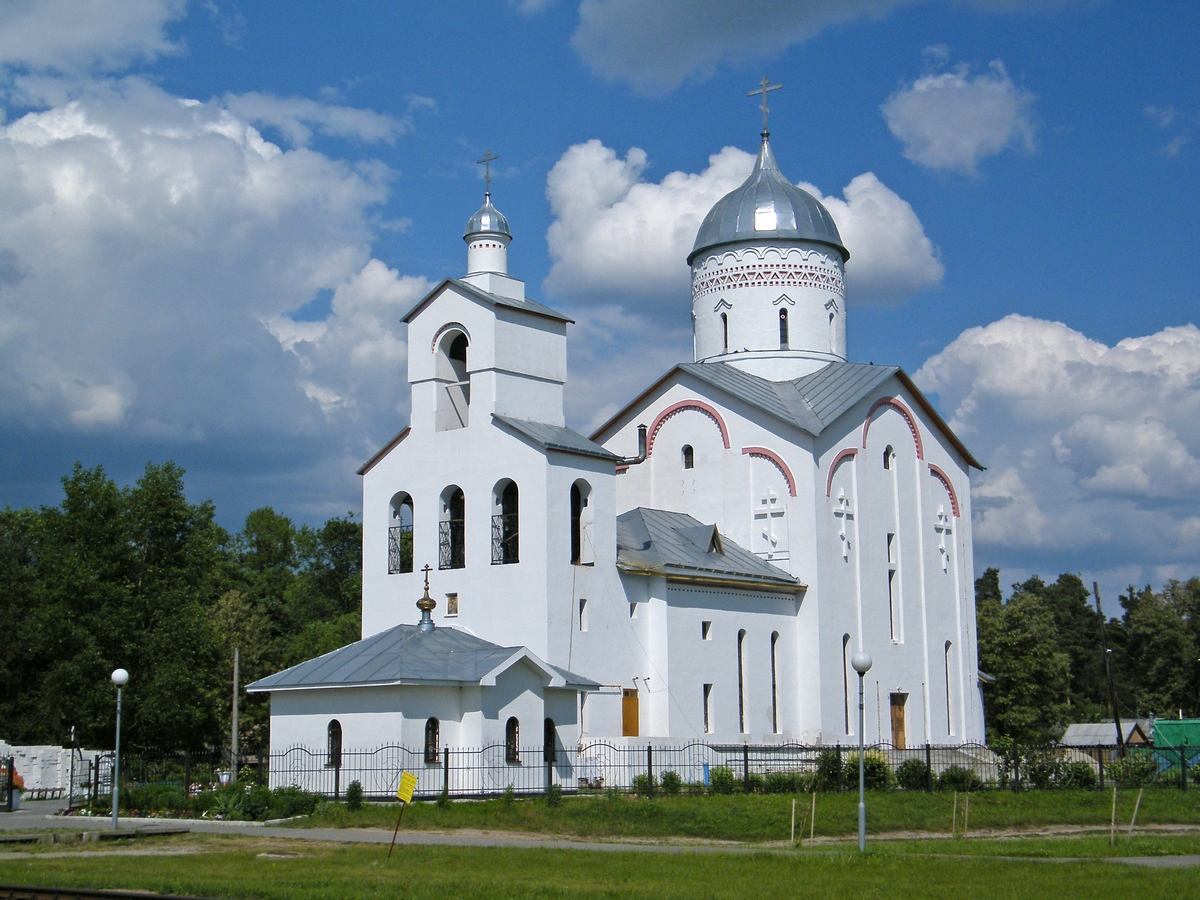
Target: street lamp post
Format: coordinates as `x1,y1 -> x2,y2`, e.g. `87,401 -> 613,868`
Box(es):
851,652 -> 873,853
110,668 -> 129,831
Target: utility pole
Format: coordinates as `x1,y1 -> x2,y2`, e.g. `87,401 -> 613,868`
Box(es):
1093,583 -> 1125,759
231,647 -> 239,782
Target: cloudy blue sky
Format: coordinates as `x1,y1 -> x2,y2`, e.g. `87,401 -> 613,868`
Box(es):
0,0 -> 1196,606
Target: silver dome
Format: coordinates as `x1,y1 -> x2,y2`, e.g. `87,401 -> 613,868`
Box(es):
688,137 -> 847,264
464,193 -> 511,240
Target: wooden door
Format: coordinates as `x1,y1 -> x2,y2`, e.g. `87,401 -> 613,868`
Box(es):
622,688 -> 639,737
890,693 -> 907,749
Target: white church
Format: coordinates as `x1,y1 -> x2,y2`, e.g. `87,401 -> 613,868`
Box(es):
250,111 -> 986,765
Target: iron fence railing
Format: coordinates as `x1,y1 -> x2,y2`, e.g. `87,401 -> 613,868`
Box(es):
438,520 -> 464,570
388,524 -> 413,574
491,513 -> 518,565
70,741 -> 1200,804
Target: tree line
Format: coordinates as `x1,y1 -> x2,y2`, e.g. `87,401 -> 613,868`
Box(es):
975,568 -> 1200,743
0,462 -> 362,753
3,462 -> 1198,752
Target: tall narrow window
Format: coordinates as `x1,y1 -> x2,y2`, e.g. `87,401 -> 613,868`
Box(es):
435,330 -> 470,431
779,308 -> 789,348
681,445 -> 694,469
945,641 -> 954,736
886,532 -> 896,563
543,718 -> 556,764
829,311 -> 836,353
327,720 -> 342,769
701,620 -> 712,640
737,629 -> 747,734
570,480 -> 594,565
439,486 -> 465,569
424,718 -> 440,764
770,632 -> 780,734
720,312 -> 729,352
578,598 -> 588,632
703,684 -> 713,734
842,634 -> 851,734
505,717 -> 520,763
388,492 -> 414,574
883,444 -> 894,470
491,479 -> 519,565
888,570 -> 899,642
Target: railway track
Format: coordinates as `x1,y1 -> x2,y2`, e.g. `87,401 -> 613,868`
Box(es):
1,887 -> 222,900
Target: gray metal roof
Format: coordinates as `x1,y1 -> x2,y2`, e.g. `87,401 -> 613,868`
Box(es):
493,415 -> 622,462
1061,721 -> 1148,747
689,136 -> 847,265
464,193 -> 511,239
401,278 -> 572,325
617,507 -> 804,591
246,623 -> 598,693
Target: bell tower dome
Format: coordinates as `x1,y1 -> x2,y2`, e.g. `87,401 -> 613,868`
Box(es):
689,82 -> 849,381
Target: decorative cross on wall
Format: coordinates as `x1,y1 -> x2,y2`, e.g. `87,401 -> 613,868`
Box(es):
748,76 -> 782,135
934,507 -> 952,572
833,488 -> 854,560
755,489 -> 786,558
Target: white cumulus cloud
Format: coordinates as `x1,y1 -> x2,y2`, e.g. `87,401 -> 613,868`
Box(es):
882,60 -> 1036,174
543,139 -> 942,309
222,92 -> 413,147
915,315 -> 1200,579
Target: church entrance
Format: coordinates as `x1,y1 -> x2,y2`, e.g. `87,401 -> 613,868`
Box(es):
622,689 -> 639,737
890,693 -> 908,749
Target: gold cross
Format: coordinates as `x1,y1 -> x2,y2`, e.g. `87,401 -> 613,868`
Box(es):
748,77 -> 782,135
422,563 -> 432,591
477,149 -> 499,194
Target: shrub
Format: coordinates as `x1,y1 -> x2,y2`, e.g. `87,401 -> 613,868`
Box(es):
240,785 -> 271,821
741,772 -> 764,794
764,770 -> 801,794
708,766 -> 735,795
631,773 -> 658,796
345,780 -> 363,811
815,749 -> 843,792
502,784 -> 516,807
544,783 -> 563,807
211,783 -> 246,819
660,771 -> 682,795
938,765 -> 983,793
896,758 -> 931,791
267,786 -> 320,819
1023,750 -> 1063,790
1058,761 -> 1096,790
843,751 -> 895,791
1108,752 -> 1158,787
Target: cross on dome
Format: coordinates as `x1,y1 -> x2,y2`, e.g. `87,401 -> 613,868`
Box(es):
748,77 -> 782,136
477,149 -> 499,198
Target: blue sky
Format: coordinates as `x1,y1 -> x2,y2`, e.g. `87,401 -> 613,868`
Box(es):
0,0 -> 1197,606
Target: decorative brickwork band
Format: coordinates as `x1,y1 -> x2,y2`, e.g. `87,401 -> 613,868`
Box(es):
742,446 -> 797,497
861,396 -> 923,460
646,400 -> 731,457
825,447 -> 858,497
927,463 -> 961,518
430,321 -> 470,353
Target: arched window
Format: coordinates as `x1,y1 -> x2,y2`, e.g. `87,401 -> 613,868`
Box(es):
681,445 -> 694,469
737,629 -> 747,734
779,308 -> 789,348
720,312 -> 729,352
435,330 -> 470,431
491,479 -> 519,565
326,720 -> 342,769
829,311 -> 836,353
388,492 -> 413,574
505,717 -> 520,763
842,634 -> 851,735
543,718 -> 556,764
424,718 -> 440,764
770,632 -> 780,734
439,486 -> 465,569
570,480 -> 594,565
883,445 -> 894,470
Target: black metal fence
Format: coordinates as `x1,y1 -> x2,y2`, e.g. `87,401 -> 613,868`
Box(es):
69,741 -> 1200,804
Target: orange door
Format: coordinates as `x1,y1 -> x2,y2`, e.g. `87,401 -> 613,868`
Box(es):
622,688 -> 639,737
890,693 -> 907,749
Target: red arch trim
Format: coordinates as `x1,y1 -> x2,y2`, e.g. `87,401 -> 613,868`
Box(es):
861,396 -> 923,460
430,321 -> 470,353
742,446 -> 797,496
646,399 -> 731,456
825,447 -> 858,497
927,463 -> 961,518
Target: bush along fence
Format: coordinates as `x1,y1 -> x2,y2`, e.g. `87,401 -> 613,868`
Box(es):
77,741 -> 1200,806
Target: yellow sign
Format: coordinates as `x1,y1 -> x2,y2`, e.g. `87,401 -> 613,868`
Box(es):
396,771 -> 417,804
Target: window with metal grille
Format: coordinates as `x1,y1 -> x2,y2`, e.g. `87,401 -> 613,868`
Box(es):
491,480 -> 519,565
439,486 -> 465,569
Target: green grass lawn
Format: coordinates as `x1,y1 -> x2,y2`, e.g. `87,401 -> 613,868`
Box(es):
293,787 -> 1200,843
1,836 -> 1199,900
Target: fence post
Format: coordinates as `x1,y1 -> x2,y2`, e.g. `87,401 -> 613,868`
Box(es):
444,746 -> 450,797
742,744 -> 751,793
2,758 -> 11,812
1013,743 -> 1021,793
925,744 -> 933,793
647,744 -> 654,798
836,744 -> 843,793
334,764 -> 340,801
1097,748 -> 1105,790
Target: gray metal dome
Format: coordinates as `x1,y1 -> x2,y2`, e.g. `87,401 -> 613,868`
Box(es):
464,193 -> 511,240
688,137 -> 847,265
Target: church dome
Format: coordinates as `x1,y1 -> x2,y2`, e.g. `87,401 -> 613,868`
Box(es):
464,194 -> 511,240
688,136 -> 847,265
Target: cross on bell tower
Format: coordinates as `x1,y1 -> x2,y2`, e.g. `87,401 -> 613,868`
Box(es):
748,76 -> 782,137
477,149 -> 499,199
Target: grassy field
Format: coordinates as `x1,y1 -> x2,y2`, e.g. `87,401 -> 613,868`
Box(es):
292,787 -> 1200,842
1,834 -> 1199,900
